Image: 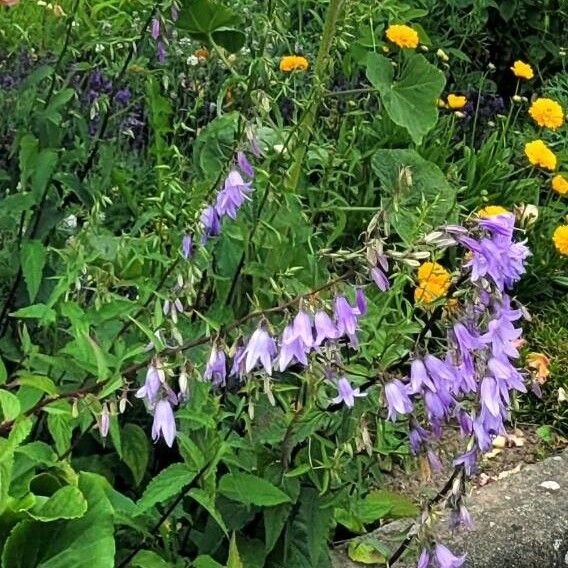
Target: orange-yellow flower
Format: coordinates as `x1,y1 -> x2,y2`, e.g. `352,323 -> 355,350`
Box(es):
477,205 -> 509,218
552,174 -> 568,196
194,47 -> 210,60
447,94 -> 467,110
553,225 -> 568,255
385,25 -> 419,49
511,60 -> 534,80
528,98 -> 564,130
527,352 -> 551,384
279,55 -> 309,72
415,262 -> 451,304
524,140 -> 556,171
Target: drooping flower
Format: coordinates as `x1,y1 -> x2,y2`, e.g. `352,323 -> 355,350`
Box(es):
99,404 -> 110,439
278,324 -> 309,371
334,296 -> 360,346
181,234 -> 193,259
409,358 -> 436,394
511,60 -> 534,80
215,170 -> 252,219
203,346 -> 227,387
452,322 -> 484,355
279,55 -> 309,72
332,377 -> 366,408
136,364 -> 164,406
229,346 -> 247,379
152,399 -> 176,447
447,94 -> 467,110
157,41 -> 166,64
385,24 -> 419,49
477,205 -> 509,218
314,311 -> 340,346
416,549 -> 430,568
528,98 -> 564,130
291,310 -> 314,348
453,447 -> 478,475
151,17 -> 160,40
552,174 -> 568,195
384,379 -> 413,421
449,504 -> 474,531
370,266 -> 390,291
409,421 -> 430,454
244,327 -> 277,375
552,225 -> 568,255
200,205 -> 221,242
434,544 -> 466,568
355,288 -> 368,316
237,151 -> 254,178
524,139 -> 557,170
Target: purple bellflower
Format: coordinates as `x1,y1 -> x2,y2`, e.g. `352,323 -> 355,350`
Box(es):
384,379 -> 413,421
152,399 -> 176,447
204,346 -> 227,387
244,328 -> 277,375
237,151 -> 254,177
314,311 -> 339,346
417,549 -> 430,568
200,205 -> 221,243
334,296 -> 360,346
332,377 -> 366,408
136,364 -> 164,406
151,17 -> 160,40
370,266 -> 390,291
182,234 -> 193,259
434,543 -> 466,568
278,324 -> 309,371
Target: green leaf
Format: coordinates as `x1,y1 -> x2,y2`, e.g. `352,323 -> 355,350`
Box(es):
21,240 -> 46,303
298,488 -> 333,566
218,473 -> 291,507
1,473 -> 115,568
366,52 -> 445,144
361,490 -> 419,520
47,412 -> 73,456
227,533 -> 243,568
0,440 -> 14,514
177,0 -> 245,53
264,503 -> 291,553
31,149 -> 58,201
370,149 -> 455,243
28,485 -> 87,521
131,550 -> 173,568
10,303 -> 56,324
136,463 -> 197,514
193,556 -> 224,568
122,423 -> 150,486
17,374 -> 58,396
347,540 -> 388,565
0,389 -> 21,421
188,488 -> 228,536
0,358 -> 6,386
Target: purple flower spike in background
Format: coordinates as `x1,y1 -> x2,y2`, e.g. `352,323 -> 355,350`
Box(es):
244,328 -> 277,375
434,543 -> 466,568
355,287 -> 368,315
182,234 -> 193,259
171,4 -> 179,21
237,151 -> 254,177
157,41 -> 166,64
332,377 -> 366,408
384,379 -> 413,421
152,399 -> 176,447
151,17 -> 160,40
201,205 -> 221,242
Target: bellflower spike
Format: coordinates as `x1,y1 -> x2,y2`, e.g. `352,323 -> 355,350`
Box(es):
237,151 -> 254,177
314,311 -> 339,346
244,328 -> 277,375
385,379 -> 413,421
409,358 -> 436,394
434,543 -> 466,568
203,346 -> 227,387
182,234 -> 193,259
152,399 -> 176,447
332,377 -> 366,408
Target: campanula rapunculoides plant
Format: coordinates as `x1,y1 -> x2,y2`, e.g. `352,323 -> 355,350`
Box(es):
0,0 -> 557,567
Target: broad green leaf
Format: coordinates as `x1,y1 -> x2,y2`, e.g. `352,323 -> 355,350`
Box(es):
227,533 -> 243,568
18,135 -> 39,190
21,240 -> 46,303
17,374 -> 58,396
371,149 -> 455,243
360,490 -> 419,520
10,303 -> 56,324
264,503 -> 291,553
31,149 -> 58,201
188,488 -> 228,536
0,358 -> 6,386
1,473 -> 115,568
347,540 -> 388,565
136,463 -> 197,514
0,389 -> 21,421
177,0 -> 245,53
193,556 -> 224,568
366,52 -> 445,144
298,488 -> 333,566
0,440 -> 14,514
218,473 -> 291,507
122,423 -> 150,486
47,412 -> 73,456
28,485 -> 87,521
131,550 -> 173,567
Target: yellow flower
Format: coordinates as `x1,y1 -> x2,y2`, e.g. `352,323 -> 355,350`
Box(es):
527,352 -> 551,384
279,55 -> 309,72
447,94 -> 467,110
477,205 -> 509,218
385,25 -> 419,49
528,98 -> 564,130
511,60 -> 534,80
415,262 -> 451,304
553,225 -> 568,255
552,174 -> 568,195
524,140 -> 557,171
414,281 -> 449,304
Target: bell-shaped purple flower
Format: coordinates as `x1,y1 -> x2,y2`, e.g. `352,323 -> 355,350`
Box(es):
291,310 -> 314,348
215,170 -> 252,219
182,234 -> 193,259
136,364 -> 164,406
424,354 -> 457,384
409,420 -> 429,455
151,17 -> 160,40
370,266 -> 390,291
200,205 -> 221,242
229,346 -> 247,379
480,376 -> 502,417
278,324 -> 309,371
417,549 -> 430,568
355,287 -> 368,315
314,311 -> 339,346
452,322 -> 484,355
332,377 -> 366,408
434,543 -> 466,568
384,379 -> 413,421
203,346 -> 227,387
244,327 -> 277,375
334,295 -> 359,346
453,447 -> 478,476
152,399 -> 176,447
409,358 -> 436,394
99,404 -> 110,439
156,41 -> 166,64
237,151 -> 254,178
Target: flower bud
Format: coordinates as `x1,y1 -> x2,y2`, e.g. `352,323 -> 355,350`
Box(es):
436,48 -> 449,62
512,95 -> 523,103
514,203 -> 539,229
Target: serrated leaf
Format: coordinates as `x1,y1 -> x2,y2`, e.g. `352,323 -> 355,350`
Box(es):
0,389 -> 21,421
366,52 -> 445,144
10,303 -> 56,324
28,485 -> 87,521
136,463 -> 197,514
21,240 -> 46,303
218,472 -> 291,507
347,540 -> 388,565
131,550 -> 173,567
193,556 -> 224,568
361,490 -> 419,520
17,374 -> 58,396
188,488 -> 228,536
